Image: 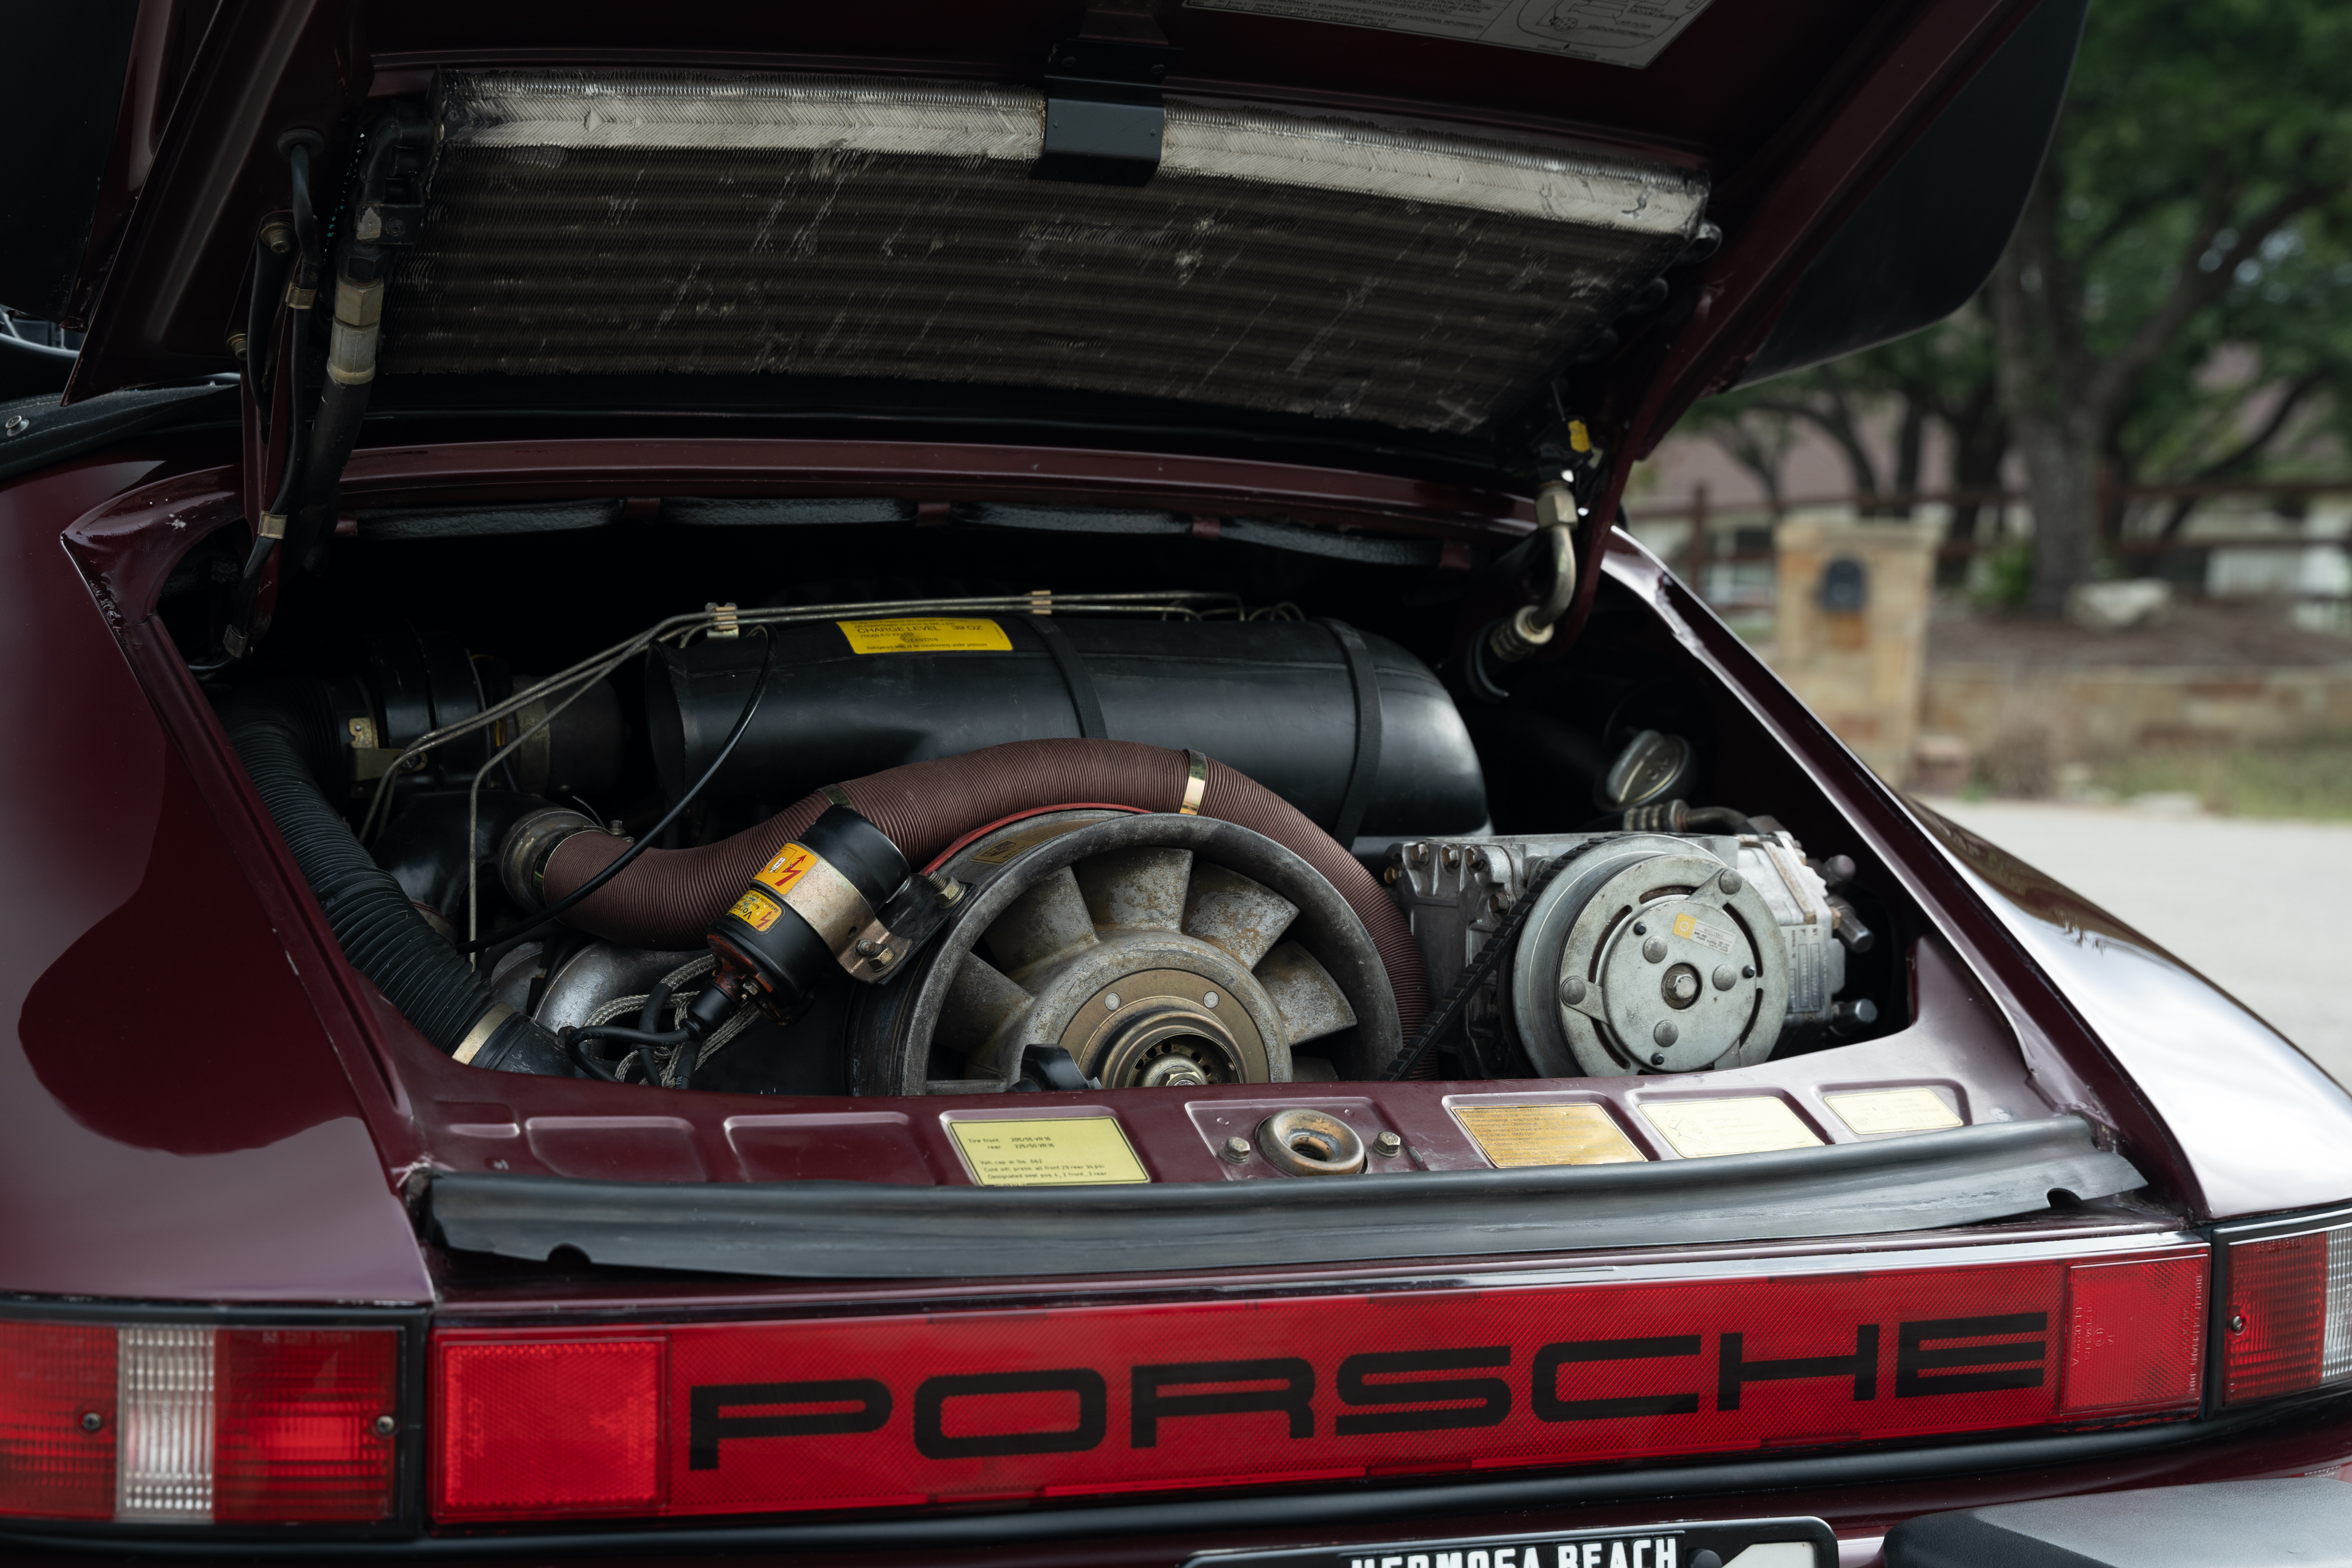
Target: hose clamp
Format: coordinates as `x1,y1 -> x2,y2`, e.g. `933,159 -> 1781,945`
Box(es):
454,1003 -> 517,1065
1178,750 -> 1208,815
498,807 -> 603,907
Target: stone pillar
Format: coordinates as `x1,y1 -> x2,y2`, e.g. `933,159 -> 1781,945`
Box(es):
1769,511 -> 1940,780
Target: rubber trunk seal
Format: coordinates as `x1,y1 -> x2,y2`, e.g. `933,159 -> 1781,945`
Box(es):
426,1115 -> 2140,1279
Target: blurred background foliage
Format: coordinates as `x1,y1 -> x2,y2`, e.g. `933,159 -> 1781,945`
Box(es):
1684,0 -> 2352,613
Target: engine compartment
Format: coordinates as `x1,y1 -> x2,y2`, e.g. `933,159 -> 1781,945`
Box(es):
181,496 -> 1905,1111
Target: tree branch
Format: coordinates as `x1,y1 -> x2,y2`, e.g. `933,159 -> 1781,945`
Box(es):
2088,174 -> 2331,416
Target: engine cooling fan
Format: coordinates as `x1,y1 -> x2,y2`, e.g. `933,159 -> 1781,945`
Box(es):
849,811 -> 1403,1094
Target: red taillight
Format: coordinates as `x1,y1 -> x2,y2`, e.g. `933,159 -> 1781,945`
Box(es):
430,1243 -> 2209,1523
215,1330 -> 400,1522
0,1322 -> 115,1519
0,1318 -> 400,1525
433,1340 -> 661,1519
2063,1256 -> 2206,1413
2223,1222 -> 2352,1405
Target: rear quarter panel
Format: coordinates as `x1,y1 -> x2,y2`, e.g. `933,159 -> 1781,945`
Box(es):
0,453 -> 427,1303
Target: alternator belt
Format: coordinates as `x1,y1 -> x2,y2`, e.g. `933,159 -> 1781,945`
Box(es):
1027,614 -> 1109,741
1319,618 -> 1384,848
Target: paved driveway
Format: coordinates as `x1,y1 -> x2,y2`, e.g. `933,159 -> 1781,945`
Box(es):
1926,799 -> 2352,1091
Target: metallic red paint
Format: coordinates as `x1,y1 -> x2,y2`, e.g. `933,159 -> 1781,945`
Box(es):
4,427 -> 2352,1566
1918,804 -> 2352,1219
0,457 -> 428,1303
51,434 -> 2352,1245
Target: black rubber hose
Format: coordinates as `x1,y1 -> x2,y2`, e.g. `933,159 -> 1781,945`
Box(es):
223,143 -> 319,654
243,226 -> 291,402
288,375 -> 368,574
219,681 -> 582,1076
457,629 -> 778,955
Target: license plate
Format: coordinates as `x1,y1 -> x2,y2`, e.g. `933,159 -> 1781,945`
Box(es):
1187,1516 -> 1836,1568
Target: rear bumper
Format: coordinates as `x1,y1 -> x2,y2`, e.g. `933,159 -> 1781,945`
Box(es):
1885,1475 -> 2352,1567
2,1392 -> 2346,1564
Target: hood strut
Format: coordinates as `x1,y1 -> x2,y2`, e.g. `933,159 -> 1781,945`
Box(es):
220,105 -> 430,663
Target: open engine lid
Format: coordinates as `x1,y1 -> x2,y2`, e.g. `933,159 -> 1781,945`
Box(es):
54,0 -> 2074,472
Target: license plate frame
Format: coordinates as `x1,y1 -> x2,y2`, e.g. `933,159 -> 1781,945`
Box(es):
1185,1515 -> 1837,1568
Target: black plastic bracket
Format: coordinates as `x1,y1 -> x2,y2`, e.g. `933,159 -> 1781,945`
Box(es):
1035,7 -> 1181,187
1012,1044 -> 1102,1091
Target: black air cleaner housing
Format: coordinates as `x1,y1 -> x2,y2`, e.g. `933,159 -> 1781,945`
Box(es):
644,616 -> 1488,845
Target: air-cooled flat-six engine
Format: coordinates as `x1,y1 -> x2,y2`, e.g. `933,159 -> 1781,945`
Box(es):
229,588 -> 1873,1095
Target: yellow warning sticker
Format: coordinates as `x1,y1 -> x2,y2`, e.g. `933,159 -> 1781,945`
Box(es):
1453,1102 -> 1645,1168
728,888 -> 784,932
837,617 -> 1013,654
967,817 -> 1103,867
753,843 -> 820,899
947,1116 -> 1150,1187
1825,1086 -> 1964,1137
1638,1096 -> 1823,1159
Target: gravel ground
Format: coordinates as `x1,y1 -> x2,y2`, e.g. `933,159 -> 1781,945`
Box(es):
1926,798 -> 2352,1089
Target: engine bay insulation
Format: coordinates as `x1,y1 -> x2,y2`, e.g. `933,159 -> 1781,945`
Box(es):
383,71 -> 1708,434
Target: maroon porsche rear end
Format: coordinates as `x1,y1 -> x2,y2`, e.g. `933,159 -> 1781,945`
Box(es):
6,2 -> 2352,1564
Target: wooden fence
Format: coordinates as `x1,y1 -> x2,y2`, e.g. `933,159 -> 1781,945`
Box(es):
1623,479 -> 2352,607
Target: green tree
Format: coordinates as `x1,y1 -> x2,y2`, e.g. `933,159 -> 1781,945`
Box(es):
1993,0 -> 2352,613
1679,306 -> 2008,583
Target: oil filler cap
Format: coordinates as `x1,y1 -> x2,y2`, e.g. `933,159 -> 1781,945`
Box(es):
1255,1108 -> 1367,1176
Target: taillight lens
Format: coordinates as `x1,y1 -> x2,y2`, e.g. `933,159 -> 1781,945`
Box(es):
2223,1221 -> 2352,1405
433,1339 -> 661,1518
0,1323 -> 115,1519
0,1319 -> 400,1524
216,1330 -> 400,1522
432,1244 -> 2208,1523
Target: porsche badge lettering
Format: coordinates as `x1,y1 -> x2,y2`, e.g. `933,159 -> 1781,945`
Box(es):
686,1311 -> 2054,1474
434,1249 -> 2207,1519
641,1255 -> 2198,1516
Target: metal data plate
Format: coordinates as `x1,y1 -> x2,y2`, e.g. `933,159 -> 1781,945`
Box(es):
1187,1517 -> 1836,1568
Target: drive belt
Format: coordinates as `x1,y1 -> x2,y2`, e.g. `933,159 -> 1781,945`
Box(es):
1027,614 -> 1108,741
1319,617 -> 1384,848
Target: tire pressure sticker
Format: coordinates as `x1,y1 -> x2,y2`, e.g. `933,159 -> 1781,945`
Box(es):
729,889 -> 784,932
1825,1088 -> 1964,1138
1452,1102 -> 1646,1167
1670,911 -> 1737,956
1638,1097 -> 1822,1158
837,617 -> 1013,654
947,1116 -> 1151,1186
1182,0 -> 1718,69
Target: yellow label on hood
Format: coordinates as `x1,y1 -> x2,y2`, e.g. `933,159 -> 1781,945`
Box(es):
837,617 -> 1012,654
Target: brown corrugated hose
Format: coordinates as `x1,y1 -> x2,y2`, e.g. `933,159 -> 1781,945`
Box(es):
543,739 -> 1427,1038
